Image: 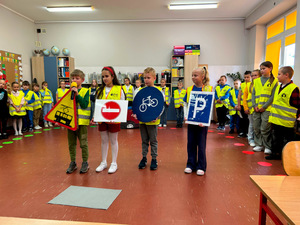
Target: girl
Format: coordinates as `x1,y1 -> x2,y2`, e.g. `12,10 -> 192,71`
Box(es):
243,69 -> 261,147
40,81 -> 54,127
56,80 -> 69,103
252,61 -> 278,154
89,79 -> 98,120
159,78 -> 170,127
7,82 -> 26,135
94,67 -> 125,174
122,77 -> 133,106
183,67 -> 212,176
174,80 -> 186,128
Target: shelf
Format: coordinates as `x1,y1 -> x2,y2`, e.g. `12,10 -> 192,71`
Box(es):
172,66 -> 184,68
172,76 -> 184,78
58,66 -> 69,68
59,77 -> 70,79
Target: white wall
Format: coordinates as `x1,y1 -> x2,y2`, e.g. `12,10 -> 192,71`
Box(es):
0,6 -> 35,82
247,25 -> 265,70
36,20 -> 249,86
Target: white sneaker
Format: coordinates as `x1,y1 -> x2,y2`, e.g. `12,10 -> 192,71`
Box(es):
184,168 -> 192,174
249,142 -> 256,147
158,124 -> 162,127
37,125 -> 42,129
44,123 -> 49,128
18,131 -> 23,136
108,163 -> 118,174
15,132 -> 18,136
34,126 -> 41,130
163,124 -> 167,127
196,169 -> 205,176
253,146 -> 264,152
95,162 -> 107,172
264,148 -> 272,154
48,122 -> 53,127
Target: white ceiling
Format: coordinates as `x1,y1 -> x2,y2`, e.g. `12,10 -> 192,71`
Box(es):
0,0 -> 265,23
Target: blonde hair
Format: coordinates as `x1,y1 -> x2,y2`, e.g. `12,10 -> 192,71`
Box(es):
71,69 -> 85,79
249,69 -> 261,93
196,66 -> 210,86
144,67 -> 156,78
280,66 -> 294,78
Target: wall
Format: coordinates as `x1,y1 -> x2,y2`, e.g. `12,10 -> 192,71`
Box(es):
247,25 -> 265,70
36,20 -> 249,86
0,6 -> 35,82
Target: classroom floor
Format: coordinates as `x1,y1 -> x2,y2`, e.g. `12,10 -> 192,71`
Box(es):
0,123 -> 287,225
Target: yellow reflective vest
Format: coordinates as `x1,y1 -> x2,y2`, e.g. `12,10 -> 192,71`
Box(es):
122,85 -> 133,102
215,85 -> 231,108
161,86 -> 170,103
8,92 -> 26,116
246,82 -> 254,114
228,89 -> 238,116
77,88 -> 91,125
22,90 -> 35,111
269,83 -> 299,128
57,88 -> 69,101
40,88 -> 53,104
174,89 -> 186,108
32,92 -> 42,110
240,82 -> 249,105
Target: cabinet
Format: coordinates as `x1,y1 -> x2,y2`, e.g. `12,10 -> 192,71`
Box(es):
57,56 -> 75,87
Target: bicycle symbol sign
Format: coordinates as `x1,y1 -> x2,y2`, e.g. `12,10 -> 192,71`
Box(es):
139,96 -> 158,112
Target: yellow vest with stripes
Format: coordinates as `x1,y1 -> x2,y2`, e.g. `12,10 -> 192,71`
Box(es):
22,90 -> 35,111
40,88 -> 53,104
215,85 -> 230,108
32,92 -> 42,110
57,88 -> 69,101
77,88 -> 91,125
228,89 -> 238,116
186,85 -> 213,103
8,92 -> 26,116
161,86 -> 170,102
246,82 -> 254,114
240,82 -> 248,105
174,89 -> 186,108
254,77 -> 278,112
122,85 -> 133,102
269,83 -> 298,128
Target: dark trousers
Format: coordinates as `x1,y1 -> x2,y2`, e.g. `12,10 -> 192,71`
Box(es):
0,116 -> 7,134
187,124 -> 208,171
271,124 -> 295,156
23,110 -> 34,129
239,106 -> 249,134
176,106 -> 184,126
160,103 -> 168,125
216,106 -> 228,126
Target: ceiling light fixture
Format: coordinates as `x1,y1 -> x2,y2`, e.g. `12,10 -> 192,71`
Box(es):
168,3 -> 218,10
46,6 -> 94,12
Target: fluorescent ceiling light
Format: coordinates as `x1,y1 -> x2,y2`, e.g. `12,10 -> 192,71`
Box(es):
46,6 -> 94,12
168,3 -> 218,10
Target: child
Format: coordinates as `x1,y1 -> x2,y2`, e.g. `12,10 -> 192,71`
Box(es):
174,80 -> 186,128
66,69 -> 91,174
252,61 -> 278,154
237,71 -> 251,137
21,81 -> 36,132
89,79 -> 98,120
32,83 -> 42,130
243,70 -> 261,146
56,80 -> 69,103
267,66 -> 300,160
94,67 -> 125,174
215,75 -> 231,130
135,67 -> 163,170
122,77 -> 133,106
228,80 -> 241,134
183,67 -> 212,176
0,79 -> 9,139
159,78 -> 170,127
133,79 -> 142,99
40,81 -> 54,127
7,82 -> 26,135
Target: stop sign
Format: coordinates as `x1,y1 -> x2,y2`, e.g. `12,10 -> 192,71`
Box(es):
101,101 -> 121,120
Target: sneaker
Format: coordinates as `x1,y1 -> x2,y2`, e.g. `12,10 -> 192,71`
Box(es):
66,162 -> 77,174
158,124 -> 162,127
108,163 -> 118,174
34,126 -> 42,130
176,124 -> 180,128
265,154 -> 281,160
220,126 -> 225,131
253,146 -> 264,152
229,129 -> 234,134
2,133 -> 8,139
196,169 -> 205,176
29,128 -> 33,132
80,161 -> 89,174
22,128 -> 28,133
95,162 -> 107,172
216,126 -> 221,130
48,122 -> 53,127
44,122 -> 49,128
15,131 -> 18,136
238,132 -> 244,138
163,124 -> 167,127
37,125 -> 42,129
264,148 -> 272,155
18,131 -> 23,136
184,168 -> 192,174
249,142 -> 256,147
138,157 -> 147,169
150,159 -> 158,170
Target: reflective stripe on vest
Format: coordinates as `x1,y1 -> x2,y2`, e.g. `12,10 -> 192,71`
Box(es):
228,89 -> 238,116
122,85 -> 133,101
215,85 -> 230,108
174,89 -> 186,108
269,83 -> 298,128
57,88 -> 69,101
8,92 -> 26,116
77,88 -> 91,125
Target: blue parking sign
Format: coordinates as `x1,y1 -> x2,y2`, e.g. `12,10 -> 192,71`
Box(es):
186,91 -> 215,126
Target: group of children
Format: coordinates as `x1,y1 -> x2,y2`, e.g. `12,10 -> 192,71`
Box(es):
215,61 -> 299,160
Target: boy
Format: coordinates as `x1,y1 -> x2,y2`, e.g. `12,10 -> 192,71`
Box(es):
21,81 -> 36,132
0,79 -> 9,139
267,66 -> 300,160
32,83 -> 42,130
136,67 -> 163,170
228,80 -> 240,134
122,77 -> 133,106
40,81 -> 54,127
133,78 -> 142,100
159,78 -> 170,127
215,75 -> 231,130
56,80 -> 69,103
174,80 -> 186,128
66,69 -> 91,174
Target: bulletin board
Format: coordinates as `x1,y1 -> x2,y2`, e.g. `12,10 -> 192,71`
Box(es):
0,50 -> 23,83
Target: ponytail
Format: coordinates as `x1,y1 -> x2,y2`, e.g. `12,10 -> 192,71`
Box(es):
260,61 -> 274,84
201,66 -> 210,87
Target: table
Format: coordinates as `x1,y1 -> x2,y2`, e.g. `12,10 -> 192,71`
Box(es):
250,175 -> 300,225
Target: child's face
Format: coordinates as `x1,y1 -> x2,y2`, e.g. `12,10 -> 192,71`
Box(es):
192,70 -> 204,85
234,81 -> 240,89
92,80 -> 97,87
13,83 -> 19,92
260,65 -> 272,76
124,79 -> 130,85
251,71 -> 260,80
71,76 -> 84,87
277,69 -> 289,83
160,80 -> 166,87
135,80 -> 141,88
43,83 -> 48,89
144,73 -> 156,87
102,70 -> 114,86
23,85 -> 29,90
219,77 -> 226,85
33,86 -> 39,92
0,80 -> 4,89
244,74 -> 251,83
177,83 -> 183,89
60,82 -> 66,89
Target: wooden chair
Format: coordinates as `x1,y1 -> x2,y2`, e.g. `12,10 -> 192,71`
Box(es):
282,141 -> 300,176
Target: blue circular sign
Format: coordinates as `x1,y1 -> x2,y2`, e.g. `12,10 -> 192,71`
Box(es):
132,87 -> 164,123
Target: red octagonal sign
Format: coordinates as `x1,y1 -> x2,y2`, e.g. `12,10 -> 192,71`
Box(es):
101,101 -> 121,120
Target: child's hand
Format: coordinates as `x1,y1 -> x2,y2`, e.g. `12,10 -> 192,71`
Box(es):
71,87 -> 78,96
151,118 -> 158,123
254,106 -> 259,112
166,102 -> 169,106
16,107 -> 21,112
217,99 -> 222,104
90,118 -> 96,125
132,114 -> 137,120
236,106 -> 241,111
259,107 -> 265,113
184,117 -> 187,121
51,103 -> 54,107
244,109 -> 249,114
198,123 -> 204,127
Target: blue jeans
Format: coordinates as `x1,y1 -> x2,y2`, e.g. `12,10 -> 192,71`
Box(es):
176,106 -> 184,125
160,103 -> 168,125
23,110 -> 33,128
43,103 -> 52,123
230,114 -> 240,131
